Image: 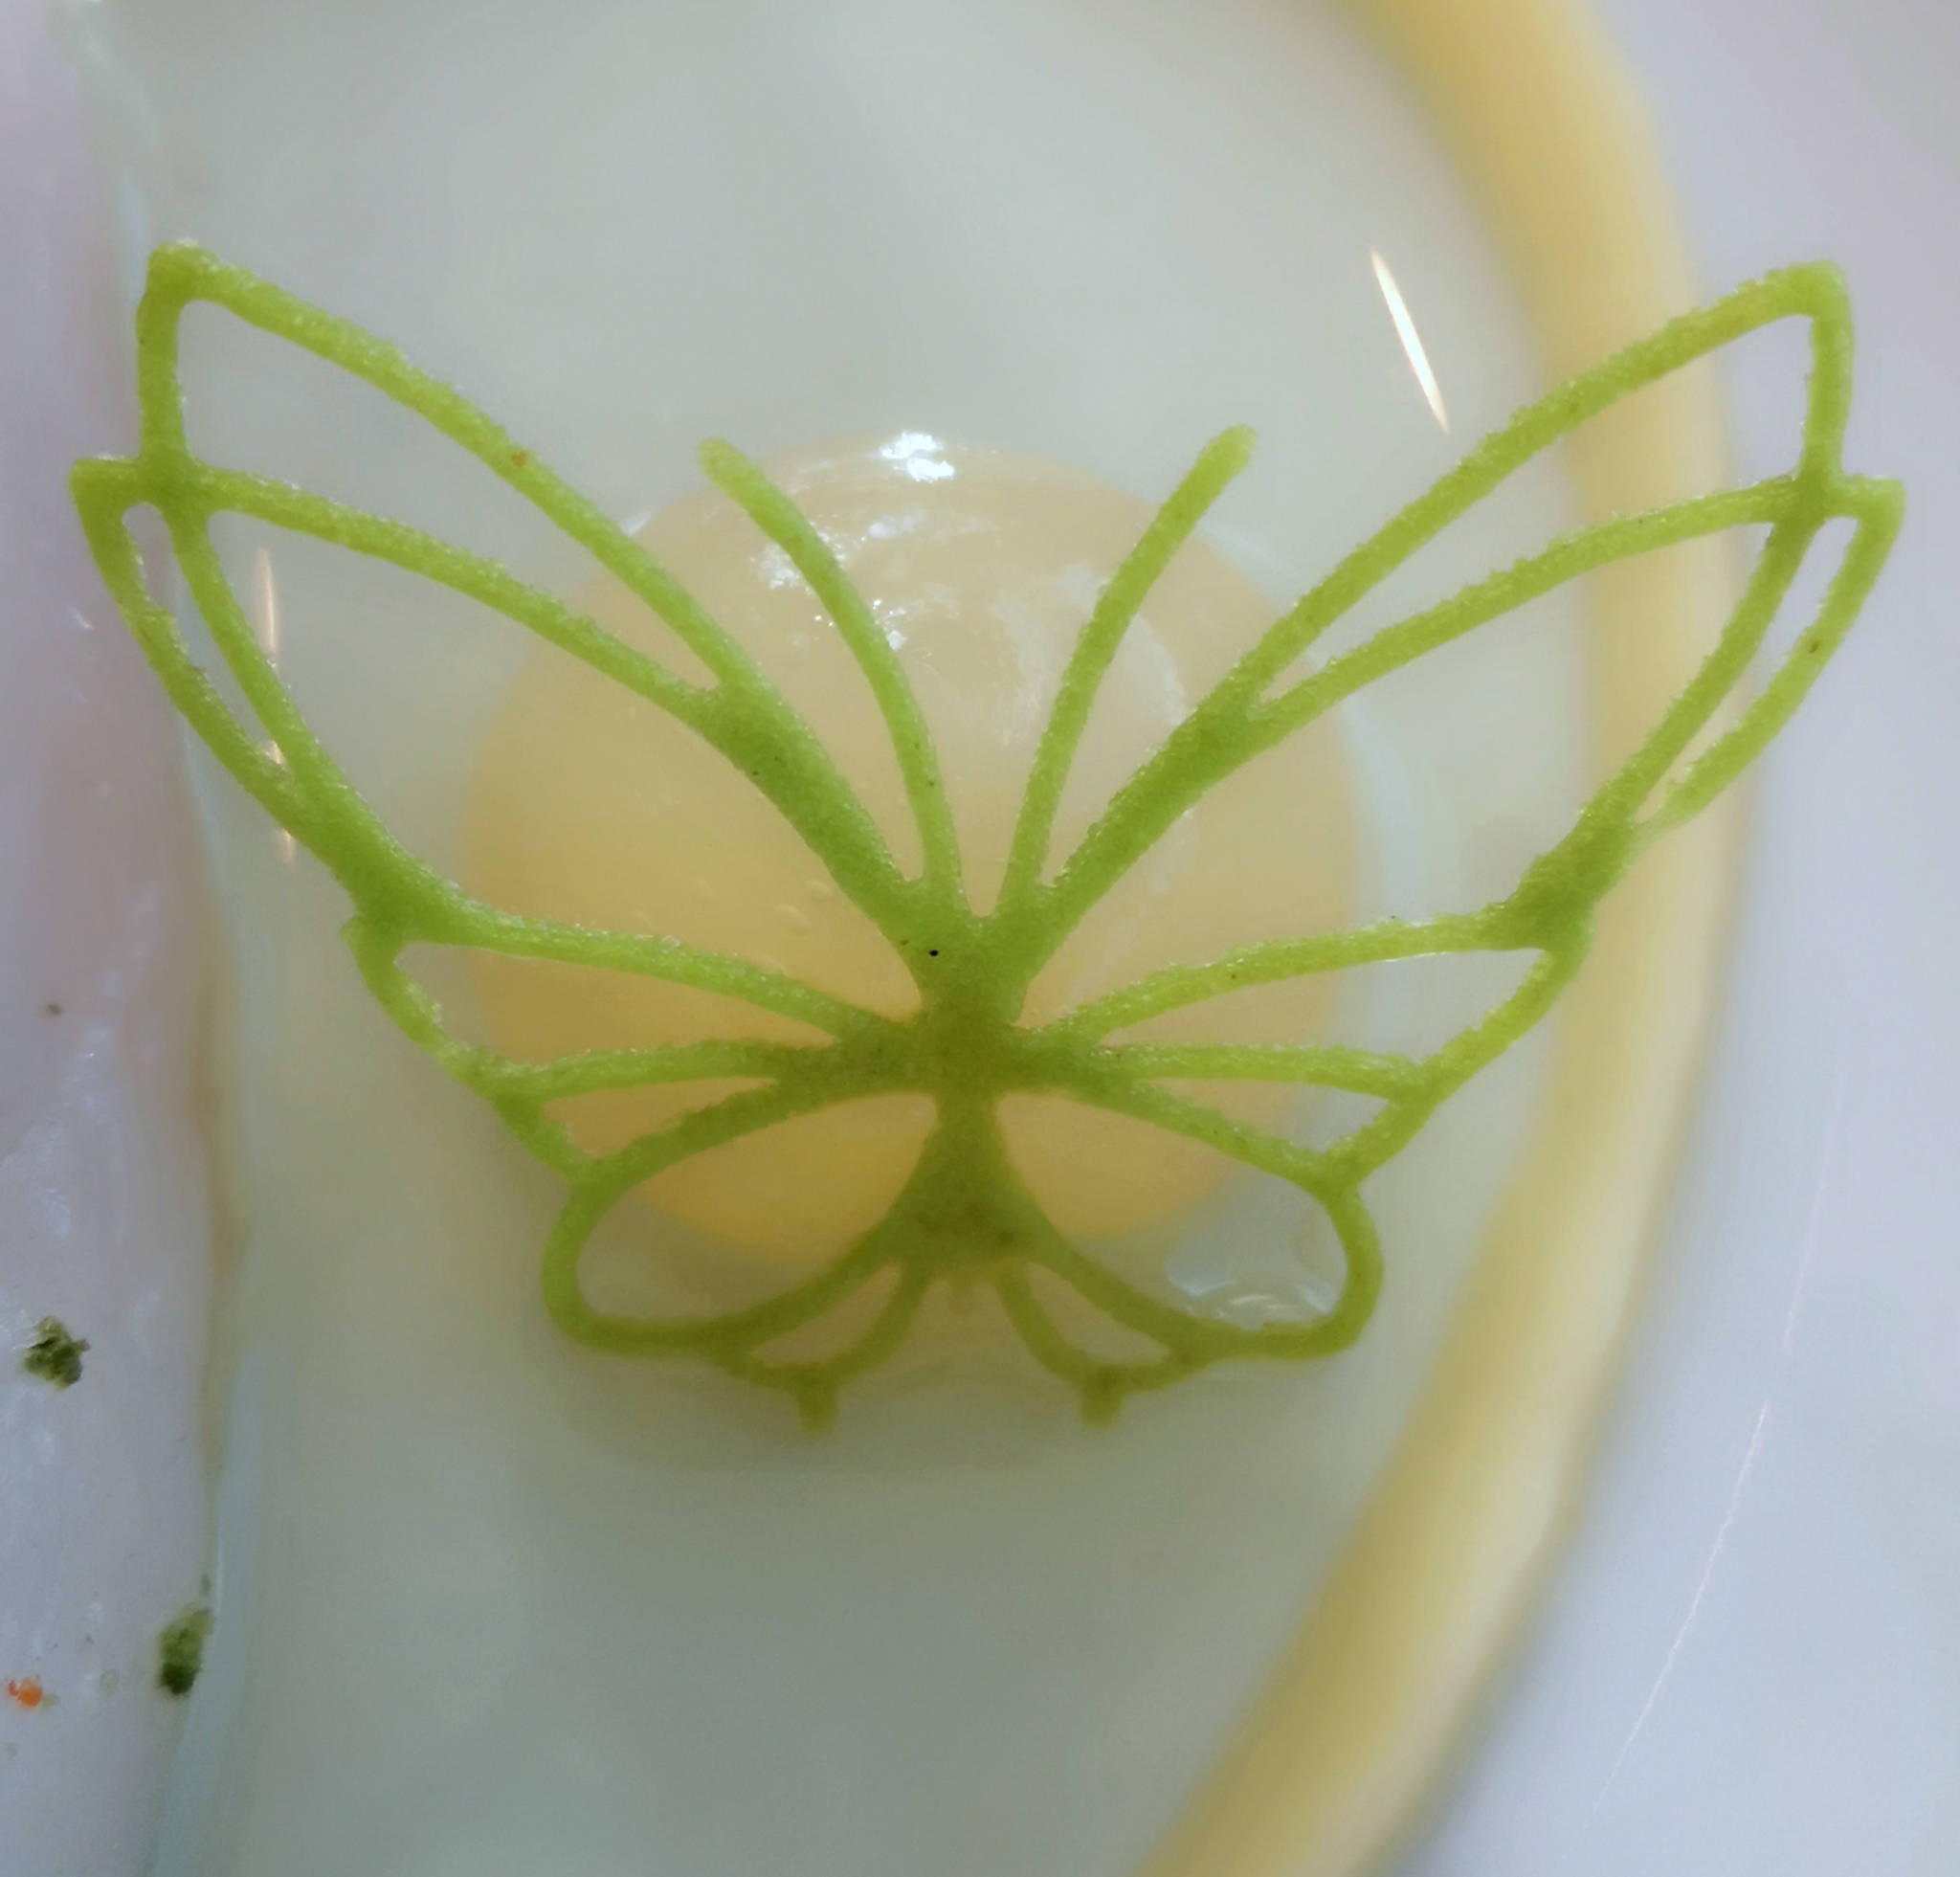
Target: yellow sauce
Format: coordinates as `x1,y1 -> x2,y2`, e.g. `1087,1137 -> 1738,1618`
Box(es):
1147,3 -> 1737,1871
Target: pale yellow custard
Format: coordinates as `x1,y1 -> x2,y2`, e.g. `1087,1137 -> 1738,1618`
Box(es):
464,436 -> 1352,1264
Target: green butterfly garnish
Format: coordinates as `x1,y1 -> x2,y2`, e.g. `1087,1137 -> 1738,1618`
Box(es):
72,246 -> 1900,1426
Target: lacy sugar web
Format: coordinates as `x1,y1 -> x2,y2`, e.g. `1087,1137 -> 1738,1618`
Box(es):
72,245 -> 1901,1427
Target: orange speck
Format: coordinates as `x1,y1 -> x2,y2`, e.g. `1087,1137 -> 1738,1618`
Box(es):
6,1676 -> 44,1709
510,450 -> 530,468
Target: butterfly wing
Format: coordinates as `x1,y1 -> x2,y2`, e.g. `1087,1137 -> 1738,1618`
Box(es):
988,264 -> 1901,1411
71,244 -> 970,1419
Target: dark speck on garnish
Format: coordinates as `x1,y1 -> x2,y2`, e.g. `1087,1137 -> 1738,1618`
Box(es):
157,1607 -> 213,1698
21,1318 -> 88,1389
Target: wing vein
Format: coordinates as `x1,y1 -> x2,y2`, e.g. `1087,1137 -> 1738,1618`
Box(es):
700,440 -> 967,915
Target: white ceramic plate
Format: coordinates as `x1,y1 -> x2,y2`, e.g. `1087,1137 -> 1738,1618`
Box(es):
1406,2 -> 1960,1870
2,1 -> 1954,1872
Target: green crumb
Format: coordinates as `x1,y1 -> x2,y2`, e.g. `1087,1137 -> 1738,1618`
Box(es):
21,1318 -> 89,1389
71,246 -> 1903,1423
156,1607 -> 212,1698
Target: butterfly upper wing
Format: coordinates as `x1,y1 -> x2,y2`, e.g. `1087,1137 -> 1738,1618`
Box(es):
1014,264 -> 1894,969
72,246 -> 934,1032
